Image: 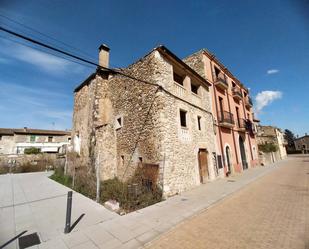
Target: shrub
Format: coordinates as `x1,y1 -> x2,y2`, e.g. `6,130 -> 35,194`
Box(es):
258,143 -> 278,153
24,147 -> 41,154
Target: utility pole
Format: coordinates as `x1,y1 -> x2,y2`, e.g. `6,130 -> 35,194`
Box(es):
96,153 -> 100,203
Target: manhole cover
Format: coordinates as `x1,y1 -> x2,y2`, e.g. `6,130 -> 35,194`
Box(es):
18,232 -> 40,249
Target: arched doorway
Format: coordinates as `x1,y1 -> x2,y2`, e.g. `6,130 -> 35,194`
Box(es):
239,136 -> 248,170
225,146 -> 232,173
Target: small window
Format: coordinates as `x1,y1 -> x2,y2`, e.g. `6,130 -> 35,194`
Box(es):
0,135 -> 2,141
232,82 -> 236,87
180,110 -> 187,127
115,116 -> 123,130
121,155 -> 124,166
68,137 -> 71,142
191,83 -> 199,94
173,72 -> 183,85
30,135 -> 36,142
244,92 -> 247,97
214,67 -> 221,78
139,157 -> 143,163
48,136 -> 53,142
197,116 -> 202,130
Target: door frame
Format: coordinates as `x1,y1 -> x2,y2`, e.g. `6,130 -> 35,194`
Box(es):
198,148 -> 209,184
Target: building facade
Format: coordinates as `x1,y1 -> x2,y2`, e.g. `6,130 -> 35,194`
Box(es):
184,49 -> 259,177
0,128 -> 71,155
294,134 -> 309,153
72,45 -> 217,196
256,125 -> 287,161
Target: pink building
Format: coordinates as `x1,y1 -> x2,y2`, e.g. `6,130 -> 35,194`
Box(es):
184,50 -> 259,177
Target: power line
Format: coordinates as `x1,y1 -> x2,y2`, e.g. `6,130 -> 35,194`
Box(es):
0,13 -> 96,61
0,25 -> 213,116
0,34 -> 94,70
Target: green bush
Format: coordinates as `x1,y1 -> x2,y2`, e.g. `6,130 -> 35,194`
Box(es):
258,143 -> 278,153
50,167 -> 72,187
24,147 -> 41,154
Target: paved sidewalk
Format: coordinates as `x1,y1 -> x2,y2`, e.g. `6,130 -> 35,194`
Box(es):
147,155 -> 309,249
0,159 -> 288,249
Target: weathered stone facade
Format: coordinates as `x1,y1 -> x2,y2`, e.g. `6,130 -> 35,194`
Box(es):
294,134 -> 309,153
72,46 -> 217,196
256,125 -> 287,161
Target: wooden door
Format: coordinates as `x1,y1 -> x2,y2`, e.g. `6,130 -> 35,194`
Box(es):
198,149 -> 209,183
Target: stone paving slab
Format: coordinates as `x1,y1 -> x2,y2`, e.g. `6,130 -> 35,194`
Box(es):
0,159 -> 289,248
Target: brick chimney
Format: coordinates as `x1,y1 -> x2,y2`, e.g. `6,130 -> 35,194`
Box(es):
98,44 -> 110,68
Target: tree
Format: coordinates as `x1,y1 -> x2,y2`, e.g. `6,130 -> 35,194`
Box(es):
284,129 -> 296,151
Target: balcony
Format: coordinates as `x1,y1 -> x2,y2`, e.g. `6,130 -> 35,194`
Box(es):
245,96 -> 253,109
214,76 -> 228,90
232,87 -> 242,101
219,111 -> 235,128
173,81 -> 186,98
237,118 -> 247,132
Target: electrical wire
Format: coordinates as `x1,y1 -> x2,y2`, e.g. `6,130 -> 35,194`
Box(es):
0,13 -> 96,61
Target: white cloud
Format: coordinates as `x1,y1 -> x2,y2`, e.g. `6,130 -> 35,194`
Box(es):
255,90 -> 282,114
267,69 -> 279,75
0,38 -> 86,74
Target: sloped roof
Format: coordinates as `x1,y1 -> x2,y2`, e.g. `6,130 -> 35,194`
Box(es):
0,128 -> 71,136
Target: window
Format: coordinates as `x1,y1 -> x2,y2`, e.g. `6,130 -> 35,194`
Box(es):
0,135 -> 2,141
48,136 -> 53,142
180,109 -> 187,127
191,82 -> 199,94
173,72 -> 184,85
197,116 -> 202,130
68,137 -> 71,142
121,155 -> 124,166
214,67 -> 221,78
232,82 -> 236,88
115,115 -> 123,130
30,135 -> 36,142
139,157 -> 143,163
244,92 -> 247,97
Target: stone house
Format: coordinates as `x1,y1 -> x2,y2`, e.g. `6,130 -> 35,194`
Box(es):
183,49 -> 259,177
294,134 -> 309,153
0,127 -> 71,155
256,125 -> 287,162
72,45 -> 217,196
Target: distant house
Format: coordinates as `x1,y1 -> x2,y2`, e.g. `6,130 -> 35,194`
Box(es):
0,127 -> 71,155
294,134 -> 309,154
256,125 -> 287,161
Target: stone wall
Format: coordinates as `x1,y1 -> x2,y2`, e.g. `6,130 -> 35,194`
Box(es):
72,49 -> 217,196
0,153 -> 64,169
0,135 -> 15,154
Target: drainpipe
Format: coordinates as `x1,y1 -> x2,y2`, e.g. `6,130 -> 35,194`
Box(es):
226,84 -> 239,165
209,59 -> 225,169
241,95 -> 254,163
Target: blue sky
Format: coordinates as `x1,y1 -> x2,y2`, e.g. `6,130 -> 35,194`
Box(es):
0,0 -> 308,135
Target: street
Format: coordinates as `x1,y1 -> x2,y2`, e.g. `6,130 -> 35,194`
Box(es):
147,155 -> 309,249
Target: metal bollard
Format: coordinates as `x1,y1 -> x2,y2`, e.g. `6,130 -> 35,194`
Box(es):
64,191 -> 73,234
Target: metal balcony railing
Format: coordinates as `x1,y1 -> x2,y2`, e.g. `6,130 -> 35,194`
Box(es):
238,118 -> 247,129
232,87 -> 243,99
215,75 -> 228,86
245,96 -> 253,107
219,111 -> 235,125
